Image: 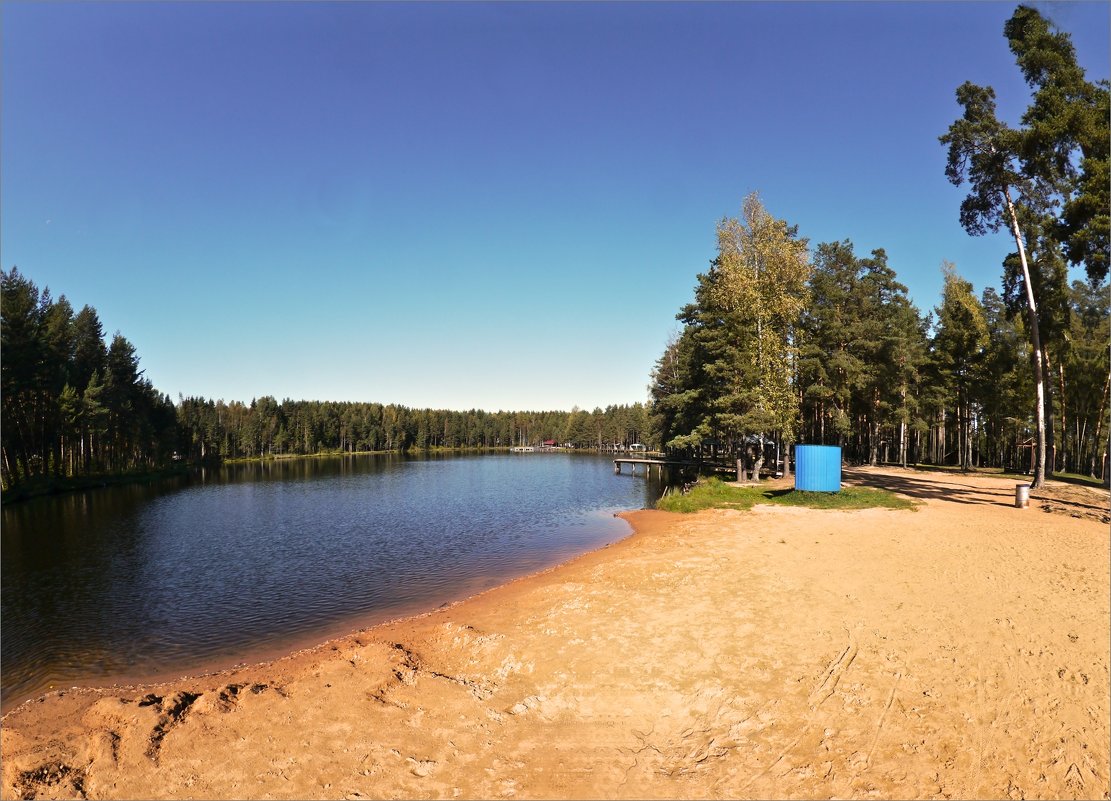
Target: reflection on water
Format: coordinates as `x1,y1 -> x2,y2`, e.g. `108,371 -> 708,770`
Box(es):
1,452 -> 669,710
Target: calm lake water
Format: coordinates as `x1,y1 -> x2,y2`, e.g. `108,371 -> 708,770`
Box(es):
1,452 -> 668,711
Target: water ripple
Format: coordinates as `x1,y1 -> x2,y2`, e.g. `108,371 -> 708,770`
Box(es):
1,453 -> 667,710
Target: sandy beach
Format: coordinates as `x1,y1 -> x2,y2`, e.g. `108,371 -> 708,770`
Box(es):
2,467 -> 1108,800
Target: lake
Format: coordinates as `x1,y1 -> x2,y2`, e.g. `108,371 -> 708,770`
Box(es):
0,452 -> 669,711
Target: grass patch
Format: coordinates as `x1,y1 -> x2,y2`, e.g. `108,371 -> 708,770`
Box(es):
1049,471 -> 1106,488
767,486 -> 915,510
656,476 -> 915,513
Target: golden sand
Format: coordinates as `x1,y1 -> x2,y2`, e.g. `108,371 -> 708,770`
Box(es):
3,467 -> 1108,800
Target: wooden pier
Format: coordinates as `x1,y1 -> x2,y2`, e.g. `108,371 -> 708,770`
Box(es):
614,458 -> 743,478
613,458 -> 701,477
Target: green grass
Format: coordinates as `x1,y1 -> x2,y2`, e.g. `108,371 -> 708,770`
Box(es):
1049,471 -> 1106,488
656,476 -> 916,513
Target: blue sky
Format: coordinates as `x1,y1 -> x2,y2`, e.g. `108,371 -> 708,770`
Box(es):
3,2 -> 1108,412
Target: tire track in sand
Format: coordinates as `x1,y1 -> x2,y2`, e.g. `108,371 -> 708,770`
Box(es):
737,627 -> 859,794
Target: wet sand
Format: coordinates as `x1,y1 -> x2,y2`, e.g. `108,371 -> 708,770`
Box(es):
2,467 -> 1108,800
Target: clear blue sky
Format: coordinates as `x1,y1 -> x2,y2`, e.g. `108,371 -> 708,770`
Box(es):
3,2 -> 1108,412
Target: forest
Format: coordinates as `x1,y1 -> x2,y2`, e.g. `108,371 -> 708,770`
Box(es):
0,268 -> 650,491
174,396 -> 650,460
649,217 -> 1108,480
1,6 -> 1107,494
650,6 -> 1109,486
1,267 -> 178,489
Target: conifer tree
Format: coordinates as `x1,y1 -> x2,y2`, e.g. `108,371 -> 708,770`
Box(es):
941,80 -> 1049,487
650,194 -> 809,477
1005,5 -> 1110,283
942,6 -> 1109,486
933,264 -> 990,471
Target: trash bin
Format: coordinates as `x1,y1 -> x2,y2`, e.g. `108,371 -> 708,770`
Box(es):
1015,484 -> 1031,509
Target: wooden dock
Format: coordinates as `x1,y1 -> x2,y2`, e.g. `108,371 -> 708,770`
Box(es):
613,458 -> 701,476
613,458 -> 743,477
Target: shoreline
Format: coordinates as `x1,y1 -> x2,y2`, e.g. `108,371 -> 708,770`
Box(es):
0,512 -> 638,717
3,467 -> 1108,800
0,466 -> 192,507
0,446 -> 543,507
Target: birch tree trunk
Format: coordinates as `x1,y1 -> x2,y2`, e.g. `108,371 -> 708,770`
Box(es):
1003,186 -> 1047,488
1057,361 -> 1067,473
899,384 -> 908,468
752,436 -> 765,482
1091,375 -> 1109,479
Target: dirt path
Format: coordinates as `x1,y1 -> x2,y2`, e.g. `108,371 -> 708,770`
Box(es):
3,467 -> 1108,800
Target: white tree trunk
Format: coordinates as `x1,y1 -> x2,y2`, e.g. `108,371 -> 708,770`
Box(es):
1003,186 -> 1047,489
899,384 -> 908,468
752,435 -> 765,482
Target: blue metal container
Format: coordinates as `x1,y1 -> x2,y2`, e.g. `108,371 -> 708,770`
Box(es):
794,445 -> 842,492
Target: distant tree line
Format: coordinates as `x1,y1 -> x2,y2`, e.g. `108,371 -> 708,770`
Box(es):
1,265 -> 651,491
176,397 -> 650,461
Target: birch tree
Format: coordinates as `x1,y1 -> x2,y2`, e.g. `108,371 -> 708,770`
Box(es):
654,194 -> 810,477
940,82 -> 1050,487
942,6 -> 1109,487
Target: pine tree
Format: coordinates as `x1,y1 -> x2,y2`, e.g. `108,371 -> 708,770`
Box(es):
1005,5 -> 1110,283
933,264 -> 990,471
941,81 -> 1049,487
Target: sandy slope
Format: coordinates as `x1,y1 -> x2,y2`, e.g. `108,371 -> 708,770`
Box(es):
2,467 -> 1108,800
